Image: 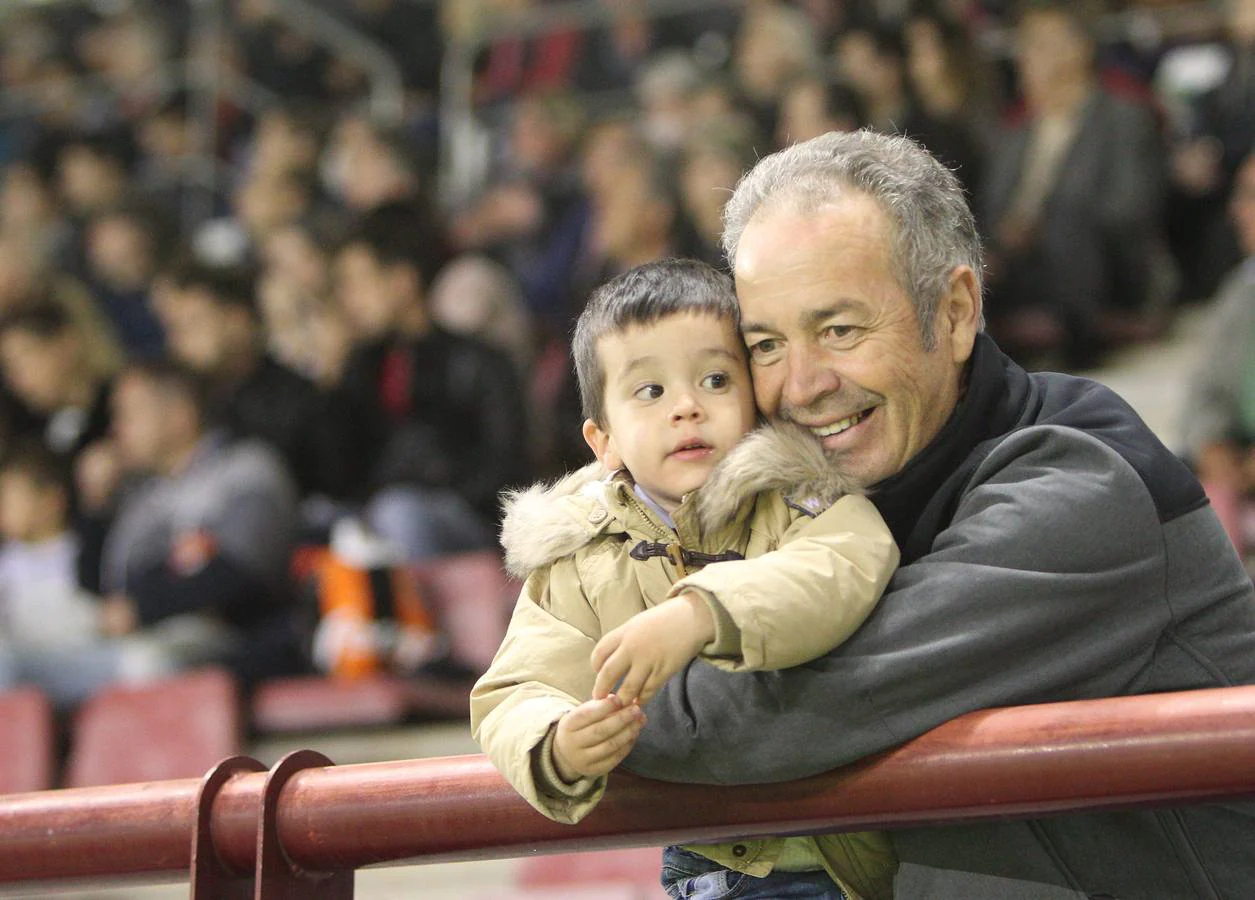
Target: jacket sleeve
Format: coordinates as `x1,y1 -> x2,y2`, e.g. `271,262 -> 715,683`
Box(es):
469,559 -> 607,824
625,426 -> 1181,785
672,494 -> 898,672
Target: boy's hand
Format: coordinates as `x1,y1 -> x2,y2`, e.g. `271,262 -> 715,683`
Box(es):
590,593 -> 715,705
552,695 -> 645,783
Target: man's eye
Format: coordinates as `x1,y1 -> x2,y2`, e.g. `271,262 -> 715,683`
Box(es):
701,372 -> 730,390
633,384 -> 663,401
824,325 -> 857,340
748,338 -> 779,358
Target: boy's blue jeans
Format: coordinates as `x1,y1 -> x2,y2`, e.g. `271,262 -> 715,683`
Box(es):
661,847 -> 848,900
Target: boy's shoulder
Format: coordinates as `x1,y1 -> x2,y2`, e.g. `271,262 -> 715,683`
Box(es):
500,463 -> 633,578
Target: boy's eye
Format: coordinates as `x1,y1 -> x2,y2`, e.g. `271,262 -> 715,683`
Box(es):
701,372 -> 730,391
633,384 -> 663,401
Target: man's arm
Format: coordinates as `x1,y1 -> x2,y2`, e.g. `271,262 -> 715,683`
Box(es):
626,426 -> 1177,784
674,493 -> 899,672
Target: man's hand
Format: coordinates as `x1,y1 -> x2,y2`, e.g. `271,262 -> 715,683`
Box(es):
590,592 -> 715,705
552,695 -> 645,783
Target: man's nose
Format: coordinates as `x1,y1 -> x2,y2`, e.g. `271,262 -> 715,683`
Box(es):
783,344 -> 842,411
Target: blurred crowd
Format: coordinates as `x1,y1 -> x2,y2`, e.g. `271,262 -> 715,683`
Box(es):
0,0 -> 1252,711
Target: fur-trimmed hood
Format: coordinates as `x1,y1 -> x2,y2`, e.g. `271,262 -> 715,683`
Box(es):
499,423 -> 860,578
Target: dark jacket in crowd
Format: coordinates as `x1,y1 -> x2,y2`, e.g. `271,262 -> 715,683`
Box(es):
217,355 -> 354,500
627,333 -> 1255,899
339,326 -> 529,519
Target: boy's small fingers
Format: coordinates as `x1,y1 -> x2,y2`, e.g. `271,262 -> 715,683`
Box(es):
592,654 -> 627,701
590,632 -> 620,672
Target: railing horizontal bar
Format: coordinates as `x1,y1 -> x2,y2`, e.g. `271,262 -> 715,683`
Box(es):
1,686 -> 1254,892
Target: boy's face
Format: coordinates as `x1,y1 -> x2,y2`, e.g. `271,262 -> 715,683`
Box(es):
583,312 -> 756,514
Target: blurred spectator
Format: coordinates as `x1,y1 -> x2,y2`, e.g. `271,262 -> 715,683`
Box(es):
342,0 -> 444,115
903,3 -> 993,202
775,74 -> 865,146
0,302 -> 115,466
96,360 -> 302,687
322,112 -> 429,213
733,2 -> 822,139
56,129 -> 136,221
574,0 -> 659,94
470,0 -> 582,107
452,91 -> 587,333
231,0 -> 333,102
428,254 -> 536,376
250,104 -> 326,180
572,148 -> 683,307
257,220 -> 352,387
0,440 -> 104,708
78,8 -> 175,121
160,259 -> 352,501
680,114 -> 763,265
1162,0 -> 1255,300
333,202 -> 528,560
83,202 -> 169,358
135,88 -> 192,177
834,20 -> 916,135
982,0 -> 1168,366
634,50 -> 703,156
0,232 -> 123,378
0,161 -> 72,267
1181,149 -> 1255,556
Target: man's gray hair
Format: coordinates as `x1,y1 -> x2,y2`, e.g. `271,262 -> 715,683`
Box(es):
573,258 -> 741,427
722,129 -> 983,345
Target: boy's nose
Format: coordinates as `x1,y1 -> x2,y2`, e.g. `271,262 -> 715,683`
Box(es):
670,392 -> 704,421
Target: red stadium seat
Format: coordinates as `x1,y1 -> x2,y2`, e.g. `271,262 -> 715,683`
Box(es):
0,686 -> 55,794
64,668 -> 241,788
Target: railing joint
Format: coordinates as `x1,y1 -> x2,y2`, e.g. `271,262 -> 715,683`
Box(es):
192,755 -> 267,899
256,749 -> 353,899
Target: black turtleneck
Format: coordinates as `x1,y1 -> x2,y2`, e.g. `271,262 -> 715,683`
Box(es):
869,333 -> 1205,565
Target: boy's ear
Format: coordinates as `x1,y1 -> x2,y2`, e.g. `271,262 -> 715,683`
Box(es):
582,418 -> 622,470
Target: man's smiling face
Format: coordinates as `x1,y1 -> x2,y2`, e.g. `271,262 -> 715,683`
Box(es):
735,191 -> 976,486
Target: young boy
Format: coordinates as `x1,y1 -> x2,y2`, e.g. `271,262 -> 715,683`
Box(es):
471,259 -> 899,900
0,440 -> 103,702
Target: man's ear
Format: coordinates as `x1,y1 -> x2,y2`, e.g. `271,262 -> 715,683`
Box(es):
937,265 -> 981,365
582,418 -> 622,470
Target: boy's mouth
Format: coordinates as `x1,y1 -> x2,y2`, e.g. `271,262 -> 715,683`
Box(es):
669,438 -> 713,460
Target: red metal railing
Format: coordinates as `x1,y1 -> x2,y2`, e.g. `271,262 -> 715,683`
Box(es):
2,685 -> 1255,897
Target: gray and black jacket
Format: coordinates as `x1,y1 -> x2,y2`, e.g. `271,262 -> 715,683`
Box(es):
626,332 -> 1255,899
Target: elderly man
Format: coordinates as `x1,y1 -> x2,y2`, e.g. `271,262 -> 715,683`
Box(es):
626,130 -> 1255,899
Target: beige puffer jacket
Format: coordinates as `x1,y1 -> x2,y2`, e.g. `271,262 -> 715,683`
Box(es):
471,424 -> 899,899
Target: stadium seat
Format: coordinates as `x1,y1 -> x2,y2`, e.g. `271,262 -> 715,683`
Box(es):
0,686 -> 56,794
414,549 -> 520,674
63,667 -> 241,788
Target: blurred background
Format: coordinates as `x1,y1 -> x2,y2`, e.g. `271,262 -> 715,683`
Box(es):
0,0 -> 1252,895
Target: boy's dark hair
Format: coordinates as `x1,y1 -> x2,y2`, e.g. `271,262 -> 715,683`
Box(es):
164,258 -> 258,316
0,300 -> 73,341
572,258 -> 741,426
0,437 -> 72,498
341,200 -> 449,294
